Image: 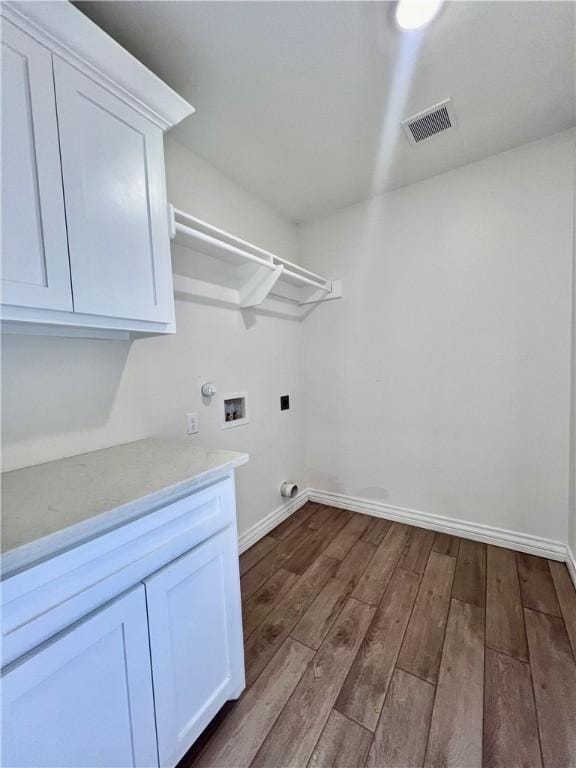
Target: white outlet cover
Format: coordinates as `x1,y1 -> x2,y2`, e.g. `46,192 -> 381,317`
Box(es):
186,412 -> 199,435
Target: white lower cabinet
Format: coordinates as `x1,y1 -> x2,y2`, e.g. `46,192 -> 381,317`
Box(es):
1,586 -> 158,768
1,502 -> 246,768
145,527 -> 245,767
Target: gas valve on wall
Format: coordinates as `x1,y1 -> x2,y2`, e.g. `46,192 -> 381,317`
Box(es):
201,382 -> 216,398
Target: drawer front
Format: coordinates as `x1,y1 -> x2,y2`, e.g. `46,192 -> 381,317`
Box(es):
1,476 -> 236,667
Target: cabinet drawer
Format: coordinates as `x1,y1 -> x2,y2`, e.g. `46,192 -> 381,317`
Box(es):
1,585 -> 158,768
1,476 -> 236,667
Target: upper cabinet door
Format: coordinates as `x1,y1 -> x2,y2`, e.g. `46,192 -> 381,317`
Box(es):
1,21 -> 72,311
53,57 -> 175,324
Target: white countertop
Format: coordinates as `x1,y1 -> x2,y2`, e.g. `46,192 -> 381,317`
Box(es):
1,438 -> 248,572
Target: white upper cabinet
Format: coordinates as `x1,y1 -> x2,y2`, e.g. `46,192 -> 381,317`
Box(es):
54,58 -> 174,324
1,21 -> 72,311
0,1 -> 194,338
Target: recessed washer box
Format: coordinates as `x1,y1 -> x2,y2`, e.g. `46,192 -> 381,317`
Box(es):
221,392 -> 249,429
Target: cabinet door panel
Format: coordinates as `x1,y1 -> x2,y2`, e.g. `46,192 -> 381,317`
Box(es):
1,586 -> 158,768
1,20 -> 72,310
145,528 -> 245,767
53,57 -> 174,324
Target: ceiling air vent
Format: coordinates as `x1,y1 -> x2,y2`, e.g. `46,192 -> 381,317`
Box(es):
402,99 -> 456,145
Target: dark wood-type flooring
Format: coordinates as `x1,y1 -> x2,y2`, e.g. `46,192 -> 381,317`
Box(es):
181,503 -> 576,768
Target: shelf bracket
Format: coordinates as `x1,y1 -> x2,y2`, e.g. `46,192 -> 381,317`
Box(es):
298,279 -> 343,306
239,264 -> 285,308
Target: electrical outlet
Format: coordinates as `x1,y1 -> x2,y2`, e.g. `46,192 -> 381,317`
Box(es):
186,412 -> 199,435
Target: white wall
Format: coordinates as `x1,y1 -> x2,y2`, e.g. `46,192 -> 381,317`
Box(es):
299,130 -> 575,544
1,138 -> 305,537
3,131 -> 574,549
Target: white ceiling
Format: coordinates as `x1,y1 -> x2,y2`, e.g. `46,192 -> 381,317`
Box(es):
77,1 -> 575,222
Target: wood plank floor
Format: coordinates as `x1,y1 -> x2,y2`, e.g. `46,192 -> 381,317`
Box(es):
180,503 -> 576,768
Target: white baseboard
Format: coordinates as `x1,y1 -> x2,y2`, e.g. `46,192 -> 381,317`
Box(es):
238,487 -> 576,589
237,491 -> 308,554
566,545 -> 576,588
308,488 -> 568,563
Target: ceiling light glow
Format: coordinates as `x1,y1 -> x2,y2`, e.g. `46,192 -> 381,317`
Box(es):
395,0 -> 445,31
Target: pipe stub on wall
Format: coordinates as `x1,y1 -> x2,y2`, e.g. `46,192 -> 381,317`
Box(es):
280,482 -> 298,499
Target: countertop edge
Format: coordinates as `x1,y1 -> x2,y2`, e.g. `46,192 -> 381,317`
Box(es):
1,452 -> 249,579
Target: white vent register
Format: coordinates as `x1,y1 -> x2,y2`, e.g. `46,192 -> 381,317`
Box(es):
402,98 -> 456,145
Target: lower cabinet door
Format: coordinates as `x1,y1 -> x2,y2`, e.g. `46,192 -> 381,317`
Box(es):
1,586 -> 158,768
145,527 -> 245,767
